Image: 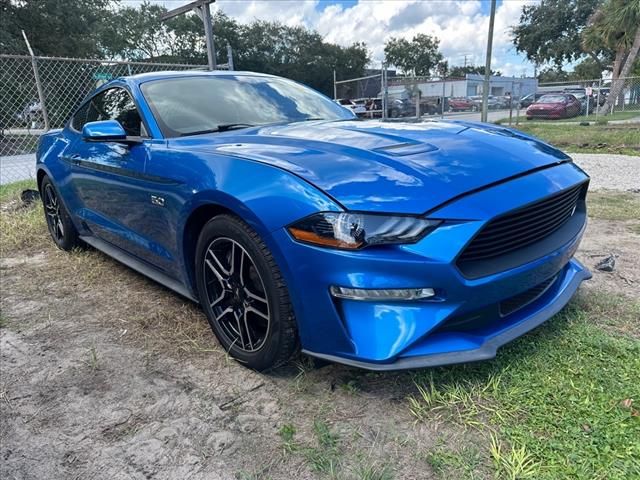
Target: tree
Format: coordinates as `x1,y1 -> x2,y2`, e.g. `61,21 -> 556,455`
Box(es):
513,0 -> 610,71
583,0 -> 640,113
235,21 -> 368,96
537,67 -> 570,83
384,34 -> 443,76
448,65 -> 501,78
569,58 -> 604,79
1,0 -> 116,58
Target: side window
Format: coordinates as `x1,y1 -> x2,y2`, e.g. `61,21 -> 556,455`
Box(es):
71,88 -> 145,136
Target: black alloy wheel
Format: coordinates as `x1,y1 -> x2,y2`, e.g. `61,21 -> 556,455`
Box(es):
40,175 -> 80,251
195,215 -> 298,371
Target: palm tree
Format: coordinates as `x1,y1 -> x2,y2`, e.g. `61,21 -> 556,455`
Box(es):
582,0 -> 640,114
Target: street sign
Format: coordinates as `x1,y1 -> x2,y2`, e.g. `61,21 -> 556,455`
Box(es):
93,72 -> 113,81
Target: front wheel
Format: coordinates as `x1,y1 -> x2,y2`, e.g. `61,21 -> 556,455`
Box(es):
195,215 -> 298,371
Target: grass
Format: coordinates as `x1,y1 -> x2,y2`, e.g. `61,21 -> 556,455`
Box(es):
587,191 -> 640,222
424,440 -> 485,479
409,293 -> 640,480
0,179 -> 42,253
507,123 -> 640,156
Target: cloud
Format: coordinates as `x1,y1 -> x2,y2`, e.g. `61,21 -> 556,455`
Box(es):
143,0 -> 539,77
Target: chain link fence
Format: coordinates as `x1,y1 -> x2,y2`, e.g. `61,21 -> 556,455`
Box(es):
527,76 -> 640,122
0,54 -> 207,185
333,70 -> 538,123
333,70 -> 640,129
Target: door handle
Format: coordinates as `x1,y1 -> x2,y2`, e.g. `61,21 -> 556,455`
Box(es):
62,154 -> 81,165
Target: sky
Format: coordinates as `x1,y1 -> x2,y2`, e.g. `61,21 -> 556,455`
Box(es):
123,0 -> 540,77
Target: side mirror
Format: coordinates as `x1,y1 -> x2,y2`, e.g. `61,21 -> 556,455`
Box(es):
82,120 -> 126,142
82,120 -> 142,145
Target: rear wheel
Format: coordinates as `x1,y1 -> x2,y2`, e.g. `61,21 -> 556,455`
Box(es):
195,215 -> 298,371
40,175 -> 80,251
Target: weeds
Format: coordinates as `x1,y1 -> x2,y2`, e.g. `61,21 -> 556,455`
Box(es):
489,433 -> 538,480
424,440 -> 485,479
84,344 -> 99,370
278,423 -> 296,454
352,462 -> 394,480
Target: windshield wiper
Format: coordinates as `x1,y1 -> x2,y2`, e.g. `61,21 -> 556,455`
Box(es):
180,123 -> 255,136
290,117 -> 327,123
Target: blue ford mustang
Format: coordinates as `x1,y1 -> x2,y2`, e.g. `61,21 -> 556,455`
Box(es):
36,71 -> 591,371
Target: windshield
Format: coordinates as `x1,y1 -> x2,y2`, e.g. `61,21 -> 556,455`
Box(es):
538,95 -> 566,104
140,74 -> 353,137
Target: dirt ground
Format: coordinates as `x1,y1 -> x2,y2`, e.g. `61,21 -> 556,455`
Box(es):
1,205 -> 638,479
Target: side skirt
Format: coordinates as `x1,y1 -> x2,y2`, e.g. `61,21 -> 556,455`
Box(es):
79,235 -> 199,303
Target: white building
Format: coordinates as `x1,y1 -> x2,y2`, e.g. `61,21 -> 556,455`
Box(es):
391,74 -> 538,99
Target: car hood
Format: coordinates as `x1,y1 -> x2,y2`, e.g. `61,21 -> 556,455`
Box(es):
175,119 -> 570,214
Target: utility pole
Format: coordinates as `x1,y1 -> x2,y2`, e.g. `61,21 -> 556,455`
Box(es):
161,0 -> 217,70
481,0 -> 496,123
226,43 -> 234,71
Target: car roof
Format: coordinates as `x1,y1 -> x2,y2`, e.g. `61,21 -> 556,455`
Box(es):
121,69 -> 277,86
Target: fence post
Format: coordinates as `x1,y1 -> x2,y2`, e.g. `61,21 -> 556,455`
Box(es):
382,63 -> 388,121
22,30 -> 49,131
333,70 -> 337,100
595,79 -> 601,122
508,80 -> 513,126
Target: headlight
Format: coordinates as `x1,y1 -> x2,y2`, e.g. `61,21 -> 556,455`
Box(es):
287,212 -> 441,250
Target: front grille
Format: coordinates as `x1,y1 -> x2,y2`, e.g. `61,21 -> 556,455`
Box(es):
499,275 -> 557,317
458,183 -> 584,264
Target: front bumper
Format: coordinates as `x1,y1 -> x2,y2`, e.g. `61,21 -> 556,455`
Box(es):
269,163 -> 591,370
302,258 -> 590,370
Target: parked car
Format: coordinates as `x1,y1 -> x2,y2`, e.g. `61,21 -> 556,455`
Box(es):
571,92 -> 596,114
469,95 -> 501,110
15,100 -> 44,128
518,93 -> 545,109
526,94 -> 582,120
448,97 -> 475,112
388,98 -> 416,118
37,71 -> 591,371
335,98 -> 366,117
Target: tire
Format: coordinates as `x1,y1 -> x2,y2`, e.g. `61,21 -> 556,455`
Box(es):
195,214 -> 298,371
40,175 -> 81,251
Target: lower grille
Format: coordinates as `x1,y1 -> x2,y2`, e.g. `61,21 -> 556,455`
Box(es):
499,275 -> 557,317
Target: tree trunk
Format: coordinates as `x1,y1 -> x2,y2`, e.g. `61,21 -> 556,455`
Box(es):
599,28 -> 640,115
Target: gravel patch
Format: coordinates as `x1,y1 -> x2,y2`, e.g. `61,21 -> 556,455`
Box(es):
571,153 -> 640,191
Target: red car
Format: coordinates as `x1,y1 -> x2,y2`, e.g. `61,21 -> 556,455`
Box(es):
448,97 -> 475,112
526,94 -> 581,120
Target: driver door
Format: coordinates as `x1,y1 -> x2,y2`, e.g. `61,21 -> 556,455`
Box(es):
66,87 -> 157,265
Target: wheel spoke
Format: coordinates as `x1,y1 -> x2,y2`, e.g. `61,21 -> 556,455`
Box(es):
229,241 -> 236,276
57,218 -> 65,237
215,306 -> 234,322
205,257 -> 226,286
239,250 -> 246,286
246,305 -> 269,321
210,289 -> 227,308
244,286 -> 268,305
233,310 -> 246,349
242,309 -> 254,350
